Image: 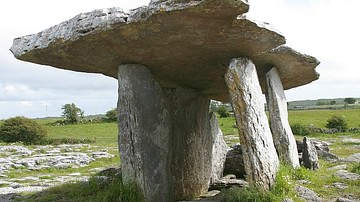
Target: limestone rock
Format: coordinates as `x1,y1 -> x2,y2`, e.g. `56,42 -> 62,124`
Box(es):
302,137 -> 319,170
223,143 -> 245,179
328,164 -> 347,171
266,67 -> 300,168
342,153 -> 360,163
209,112 -> 229,183
117,64 -> 172,202
295,185 -> 322,202
335,170 -> 360,180
317,150 -> 339,161
164,87 -> 213,200
254,45 -> 320,93
225,58 -> 279,190
10,1 -> 318,102
209,174 -> 248,191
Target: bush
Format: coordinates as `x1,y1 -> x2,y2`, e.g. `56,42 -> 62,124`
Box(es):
0,116 -> 47,145
217,105 -> 230,118
325,115 -> 348,132
290,123 -> 310,136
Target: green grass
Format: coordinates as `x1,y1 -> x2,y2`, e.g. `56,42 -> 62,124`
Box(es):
2,109 -> 360,201
45,122 -> 118,147
288,109 -> 360,128
19,175 -> 144,202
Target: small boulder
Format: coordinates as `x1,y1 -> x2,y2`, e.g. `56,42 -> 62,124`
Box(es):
335,170 -> 360,180
223,143 -> 245,179
317,150 -> 339,162
342,153 -> 360,163
209,174 -> 248,191
295,185 -> 322,202
302,137 -> 319,170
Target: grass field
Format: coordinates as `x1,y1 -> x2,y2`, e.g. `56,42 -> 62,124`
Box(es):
1,108 -> 360,201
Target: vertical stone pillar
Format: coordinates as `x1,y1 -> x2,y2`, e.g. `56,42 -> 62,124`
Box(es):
225,58 -> 279,190
118,64 -> 214,201
266,67 -> 300,168
209,112 -> 229,183
118,64 -> 172,202
164,87 -> 213,200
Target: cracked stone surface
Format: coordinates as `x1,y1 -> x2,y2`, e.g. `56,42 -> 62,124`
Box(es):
10,0 -> 319,102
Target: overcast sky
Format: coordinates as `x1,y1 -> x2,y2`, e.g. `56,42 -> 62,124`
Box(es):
1,0 -> 359,119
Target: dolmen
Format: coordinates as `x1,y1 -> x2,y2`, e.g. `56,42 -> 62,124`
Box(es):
10,0 -> 320,201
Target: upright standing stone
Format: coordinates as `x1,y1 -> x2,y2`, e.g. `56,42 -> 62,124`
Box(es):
209,112 -> 229,183
225,58 -> 279,190
164,87 -> 213,200
302,137 -> 319,170
118,64 -> 172,202
266,67 -> 300,168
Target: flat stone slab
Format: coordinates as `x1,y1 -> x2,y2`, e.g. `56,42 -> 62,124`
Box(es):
10,0 -> 319,101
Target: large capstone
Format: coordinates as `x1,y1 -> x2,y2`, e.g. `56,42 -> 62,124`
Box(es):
10,1 -> 318,102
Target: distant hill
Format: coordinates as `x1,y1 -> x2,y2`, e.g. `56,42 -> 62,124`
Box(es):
287,98 -> 360,110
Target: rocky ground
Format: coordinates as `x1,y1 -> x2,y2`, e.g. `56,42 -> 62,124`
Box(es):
0,144 -> 117,202
1,136 -> 360,202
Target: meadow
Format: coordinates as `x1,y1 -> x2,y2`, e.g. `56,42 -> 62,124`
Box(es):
1,108 -> 360,201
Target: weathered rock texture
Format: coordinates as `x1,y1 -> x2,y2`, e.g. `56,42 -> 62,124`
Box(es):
224,143 -> 245,179
118,64 -> 213,201
266,67 -> 300,168
209,112 -> 229,183
10,0 -> 322,200
164,87 -> 213,200
302,137 -> 319,170
117,64 -> 172,202
225,58 -> 279,190
10,1 -> 319,102
253,46 -> 320,93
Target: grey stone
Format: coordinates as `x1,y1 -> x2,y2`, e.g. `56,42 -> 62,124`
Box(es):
164,87 -> 213,200
10,1 -> 319,102
335,170 -> 360,180
317,150 -> 339,161
209,112 -> 229,183
311,140 -> 331,152
336,197 -> 357,202
326,182 -> 348,189
118,64 -> 172,202
209,175 -> 248,191
225,58 -> 279,190
342,153 -> 360,163
224,143 -> 245,179
295,185 -> 322,202
92,151 -> 114,159
328,164 -> 347,171
266,67 -> 300,168
253,46 -> 320,94
302,137 -> 319,170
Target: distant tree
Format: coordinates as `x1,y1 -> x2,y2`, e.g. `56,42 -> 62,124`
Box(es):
217,105 -> 230,118
61,103 -> 84,124
330,100 -> 336,105
344,98 -> 356,104
105,108 -> 118,122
